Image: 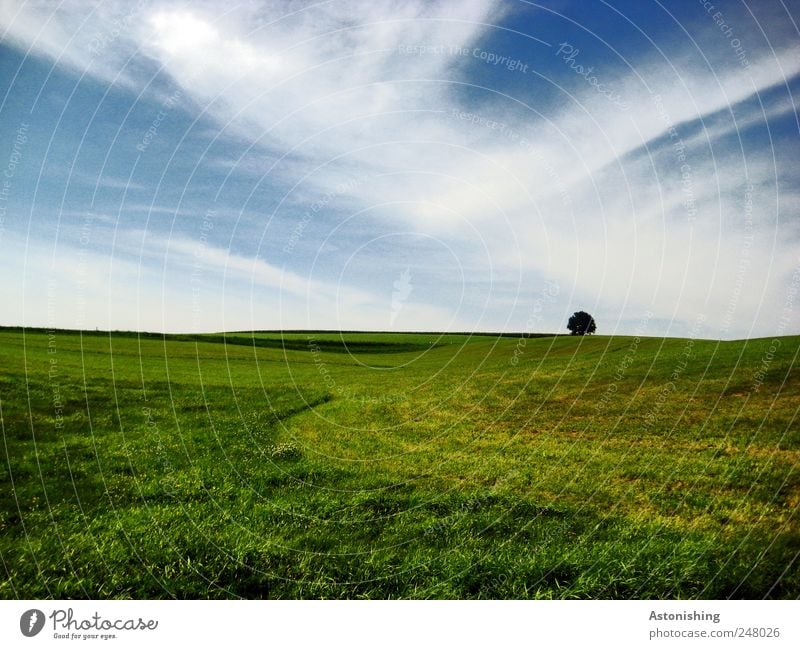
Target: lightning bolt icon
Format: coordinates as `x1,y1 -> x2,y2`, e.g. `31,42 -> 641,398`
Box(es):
28,611 -> 38,632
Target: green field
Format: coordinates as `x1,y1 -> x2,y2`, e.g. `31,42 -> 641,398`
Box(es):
1,328 -> 798,598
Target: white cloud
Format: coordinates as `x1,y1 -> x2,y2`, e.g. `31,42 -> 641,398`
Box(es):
2,0 -> 799,337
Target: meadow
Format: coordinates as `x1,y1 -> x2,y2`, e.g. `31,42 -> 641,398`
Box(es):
0,328 -> 798,598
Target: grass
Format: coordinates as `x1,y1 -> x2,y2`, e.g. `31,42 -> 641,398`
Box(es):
0,328 -> 798,598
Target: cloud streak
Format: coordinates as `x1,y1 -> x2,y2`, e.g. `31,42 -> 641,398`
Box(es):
1,0 -> 798,337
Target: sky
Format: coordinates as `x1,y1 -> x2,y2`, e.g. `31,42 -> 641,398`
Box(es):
0,0 -> 798,338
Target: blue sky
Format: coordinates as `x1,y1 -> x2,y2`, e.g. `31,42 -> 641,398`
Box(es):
0,0 -> 798,337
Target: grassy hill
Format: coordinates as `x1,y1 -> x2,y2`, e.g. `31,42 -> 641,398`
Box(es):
1,329 -> 798,598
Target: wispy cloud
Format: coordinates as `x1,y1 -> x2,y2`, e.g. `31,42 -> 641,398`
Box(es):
2,0 -> 798,336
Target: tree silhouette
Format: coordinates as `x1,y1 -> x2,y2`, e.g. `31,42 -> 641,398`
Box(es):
567,311 -> 596,336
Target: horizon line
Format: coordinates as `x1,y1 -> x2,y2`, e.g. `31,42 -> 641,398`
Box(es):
0,325 -> 796,344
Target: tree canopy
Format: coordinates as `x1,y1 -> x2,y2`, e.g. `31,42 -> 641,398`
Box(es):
567,311 -> 596,336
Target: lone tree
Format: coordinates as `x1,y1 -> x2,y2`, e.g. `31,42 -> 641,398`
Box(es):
567,310 -> 597,336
